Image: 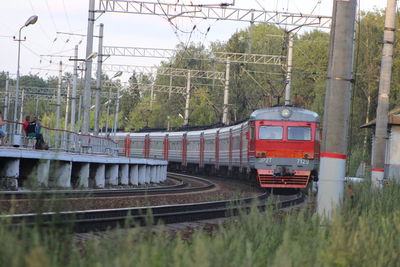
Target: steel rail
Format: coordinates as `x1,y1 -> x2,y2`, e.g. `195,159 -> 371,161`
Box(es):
0,173 -> 214,199
2,191 -> 304,233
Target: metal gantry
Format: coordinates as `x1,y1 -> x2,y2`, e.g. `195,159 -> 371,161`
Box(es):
2,86 -> 117,100
103,46 -> 285,66
96,0 -> 331,28
100,64 -> 226,80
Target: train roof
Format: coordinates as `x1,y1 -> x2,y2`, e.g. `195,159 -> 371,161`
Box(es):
249,106 -> 319,123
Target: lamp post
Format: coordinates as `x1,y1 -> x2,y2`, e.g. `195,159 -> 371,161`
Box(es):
13,15 -> 38,141
105,71 -> 123,135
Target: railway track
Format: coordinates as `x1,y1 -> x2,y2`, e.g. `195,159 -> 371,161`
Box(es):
0,172 -> 215,199
1,191 -> 305,233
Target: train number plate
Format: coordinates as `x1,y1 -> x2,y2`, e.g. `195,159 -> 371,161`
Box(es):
259,157 -> 273,164
297,159 -> 309,165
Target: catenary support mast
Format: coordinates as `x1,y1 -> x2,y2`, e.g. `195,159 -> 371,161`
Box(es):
82,0 -> 95,134
70,45 -> 78,133
94,23 -> 104,135
371,0 -> 397,187
317,0 -> 357,218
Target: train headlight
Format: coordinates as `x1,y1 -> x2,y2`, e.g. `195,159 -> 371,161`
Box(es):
281,108 -> 291,118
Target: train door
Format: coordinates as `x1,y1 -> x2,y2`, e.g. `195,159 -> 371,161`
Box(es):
144,134 -> 150,158
163,134 -> 169,161
228,128 -> 233,171
199,132 -> 205,168
248,122 -> 256,158
239,125 -> 243,171
215,130 -> 220,170
124,134 -> 131,157
182,133 -> 187,167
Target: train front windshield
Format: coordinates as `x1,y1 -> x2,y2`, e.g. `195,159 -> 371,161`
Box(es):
287,127 -> 311,141
259,126 -> 283,140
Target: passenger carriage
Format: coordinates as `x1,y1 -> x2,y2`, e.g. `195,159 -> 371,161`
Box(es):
114,106 -> 320,189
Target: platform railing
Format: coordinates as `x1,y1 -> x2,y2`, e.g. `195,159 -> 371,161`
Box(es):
2,120 -> 118,156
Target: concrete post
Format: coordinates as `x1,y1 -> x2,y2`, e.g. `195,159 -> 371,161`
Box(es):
113,86 -> 120,136
18,89 -> 25,134
76,163 -> 89,188
317,0 -> 357,218
371,0 -> 397,187
82,0 -> 96,134
162,165 -> 167,182
119,164 -> 129,185
146,166 -> 151,183
222,58 -> 231,125
284,34 -> 294,105
71,45 -> 78,133
138,165 -> 146,184
34,160 -> 50,187
130,165 -> 139,185
168,73 -> 173,99
63,82 -> 71,149
105,85 -> 112,134
184,71 -> 191,126
0,159 -> 20,190
106,164 -> 118,185
50,161 -> 72,188
150,166 -> 157,183
94,23 -> 104,135
4,73 -> 9,122
56,61 -> 62,144
150,84 -> 154,109
94,164 -> 105,188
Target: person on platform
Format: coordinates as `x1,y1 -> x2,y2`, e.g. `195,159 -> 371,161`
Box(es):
34,119 -> 46,150
0,110 -> 7,145
22,115 -> 31,136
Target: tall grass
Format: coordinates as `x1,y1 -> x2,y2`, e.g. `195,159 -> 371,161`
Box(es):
1,181 -> 399,267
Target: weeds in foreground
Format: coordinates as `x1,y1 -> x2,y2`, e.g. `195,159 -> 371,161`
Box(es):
1,182 -> 399,267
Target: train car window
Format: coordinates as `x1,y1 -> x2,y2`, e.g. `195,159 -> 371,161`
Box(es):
259,126 -> 283,140
288,127 -> 311,141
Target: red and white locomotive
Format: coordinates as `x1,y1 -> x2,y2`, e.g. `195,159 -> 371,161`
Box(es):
116,106 -> 320,188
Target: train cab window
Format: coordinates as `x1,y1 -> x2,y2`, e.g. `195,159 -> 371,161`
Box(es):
259,126 -> 283,140
288,127 -> 311,141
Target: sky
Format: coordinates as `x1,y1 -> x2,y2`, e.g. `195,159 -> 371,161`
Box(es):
0,0 -> 386,82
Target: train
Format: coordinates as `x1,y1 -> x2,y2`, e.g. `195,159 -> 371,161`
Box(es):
113,106 -> 320,188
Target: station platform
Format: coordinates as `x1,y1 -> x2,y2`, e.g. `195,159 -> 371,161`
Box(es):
0,147 -> 167,190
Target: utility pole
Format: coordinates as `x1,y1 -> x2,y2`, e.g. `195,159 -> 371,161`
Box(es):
77,95 -> 82,132
56,61 -> 62,145
94,23 -> 104,135
168,74 -> 173,99
82,0 -> 96,134
18,89 -> 25,134
105,90 -> 111,134
183,71 -> 191,126
248,13 -> 254,54
371,0 -> 397,187
317,0 -> 357,218
222,58 -> 231,125
35,97 -> 39,117
4,73 -> 9,122
284,34 -> 294,106
70,45 -> 78,133
63,82 -> 70,149
113,86 -> 120,136
150,84 -> 154,109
